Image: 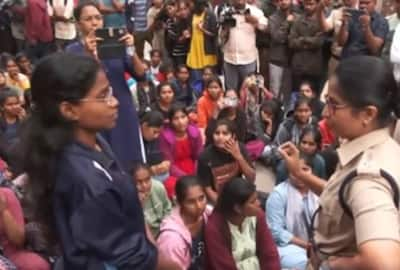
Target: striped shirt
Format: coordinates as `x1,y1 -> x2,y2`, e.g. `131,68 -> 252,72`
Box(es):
133,0 -> 149,31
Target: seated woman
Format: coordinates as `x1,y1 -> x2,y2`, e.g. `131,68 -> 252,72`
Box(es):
266,155 -> 319,270
196,76 -> 223,140
239,74 -> 273,135
140,111 -> 171,182
1,55 -> 30,92
157,176 -> 211,270
251,99 -> 282,145
159,103 -> 203,197
0,187 -> 50,270
132,163 -> 172,238
276,125 -> 326,184
261,96 -> 317,166
160,103 -> 203,177
275,96 -> 317,146
197,119 -> 255,205
298,80 -> 324,120
0,89 -> 25,147
205,89 -> 248,145
151,82 -> 176,123
204,177 -> 280,270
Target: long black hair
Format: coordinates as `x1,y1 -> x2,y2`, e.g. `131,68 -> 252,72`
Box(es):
20,53 -> 100,243
260,99 -> 283,139
334,56 -> 400,126
215,177 -> 256,217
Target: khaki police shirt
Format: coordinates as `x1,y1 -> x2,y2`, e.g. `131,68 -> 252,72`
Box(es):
314,128 -> 400,259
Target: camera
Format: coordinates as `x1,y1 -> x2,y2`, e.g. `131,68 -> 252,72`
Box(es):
219,5 -> 250,28
220,6 -> 237,28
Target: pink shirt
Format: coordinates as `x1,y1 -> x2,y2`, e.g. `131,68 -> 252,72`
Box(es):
222,4 -> 267,65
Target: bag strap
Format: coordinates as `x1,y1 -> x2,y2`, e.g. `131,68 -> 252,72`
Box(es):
339,169 -> 400,219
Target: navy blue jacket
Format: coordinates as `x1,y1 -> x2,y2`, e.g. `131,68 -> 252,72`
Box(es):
66,42 -> 144,170
54,136 -> 157,270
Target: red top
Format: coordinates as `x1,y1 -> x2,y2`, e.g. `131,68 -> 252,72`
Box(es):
174,137 -> 195,175
319,119 -> 336,148
25,0 -> 53,43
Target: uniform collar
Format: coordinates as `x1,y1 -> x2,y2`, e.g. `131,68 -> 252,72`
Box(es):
65,135 -> 117,171
337,128 -> 390,167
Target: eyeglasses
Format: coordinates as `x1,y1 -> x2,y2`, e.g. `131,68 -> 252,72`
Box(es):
80,86 -> 114,105
325,95 -> 348,113
80,14 -> 103,22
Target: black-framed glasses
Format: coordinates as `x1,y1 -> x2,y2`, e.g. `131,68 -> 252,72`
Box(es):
325,95 -> 348,113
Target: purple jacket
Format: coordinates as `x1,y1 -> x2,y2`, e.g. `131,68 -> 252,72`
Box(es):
159,124 -> 203,177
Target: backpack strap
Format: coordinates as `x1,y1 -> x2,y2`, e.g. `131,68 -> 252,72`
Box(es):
339,169 -> 400,219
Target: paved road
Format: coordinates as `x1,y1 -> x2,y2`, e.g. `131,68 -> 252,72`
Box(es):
255,162 -> 276,194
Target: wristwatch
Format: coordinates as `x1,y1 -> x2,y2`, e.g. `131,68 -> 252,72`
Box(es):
126,45 -> 136,57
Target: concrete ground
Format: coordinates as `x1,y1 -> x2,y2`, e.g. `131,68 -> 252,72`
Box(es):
255,162 -> 276,194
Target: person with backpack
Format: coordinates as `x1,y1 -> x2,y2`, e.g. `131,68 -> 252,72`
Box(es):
279,56 -> 400,270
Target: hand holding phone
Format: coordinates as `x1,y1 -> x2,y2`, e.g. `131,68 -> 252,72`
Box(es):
95,27 -> 128,59
358,9 -> 371,28
345,8 -> 365,22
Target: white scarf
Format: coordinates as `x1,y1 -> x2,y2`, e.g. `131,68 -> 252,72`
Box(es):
285,182 -> 319,241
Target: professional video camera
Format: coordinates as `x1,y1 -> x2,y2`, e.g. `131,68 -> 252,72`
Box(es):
219,5 -> 250,28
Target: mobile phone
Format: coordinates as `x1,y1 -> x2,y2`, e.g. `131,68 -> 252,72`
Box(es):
223,97 -> 238,108
95,27 -> 127,59
345,8 -> 365,21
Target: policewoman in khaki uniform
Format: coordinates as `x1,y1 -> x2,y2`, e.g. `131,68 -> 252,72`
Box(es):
279,56 -> 400,270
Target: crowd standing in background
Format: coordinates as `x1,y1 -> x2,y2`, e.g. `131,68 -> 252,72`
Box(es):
0,0 -> 399,269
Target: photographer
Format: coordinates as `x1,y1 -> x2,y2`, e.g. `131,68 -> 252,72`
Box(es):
219,0 -> 267,91
66,1 -> 146,170
338,0 -> 388,59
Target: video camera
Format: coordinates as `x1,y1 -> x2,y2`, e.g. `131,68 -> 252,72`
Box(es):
219,5 -> 250,28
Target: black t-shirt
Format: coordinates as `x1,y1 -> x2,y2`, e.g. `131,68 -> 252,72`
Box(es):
188,223 -> 205,270
150,102 -> 169,121
143,138 -> 163,166
197,144 -> 253,191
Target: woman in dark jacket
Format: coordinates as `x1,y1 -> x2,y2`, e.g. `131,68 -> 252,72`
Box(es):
204,177 -> 280,270
20,53 -> 180,270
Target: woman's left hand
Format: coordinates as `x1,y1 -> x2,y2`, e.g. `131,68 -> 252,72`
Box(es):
224,138 -> 242,159
119,33 -> 135,47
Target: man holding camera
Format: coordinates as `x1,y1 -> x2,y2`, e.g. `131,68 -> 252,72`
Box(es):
219,0 -> 267,91
337,0 -> 388,59
316,0 -> 358,74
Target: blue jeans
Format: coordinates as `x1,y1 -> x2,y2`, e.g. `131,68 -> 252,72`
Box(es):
278,244 -> 308,270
